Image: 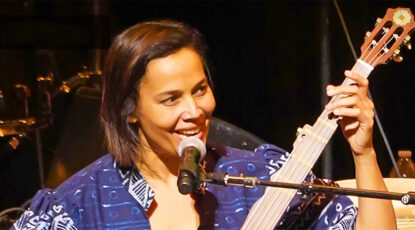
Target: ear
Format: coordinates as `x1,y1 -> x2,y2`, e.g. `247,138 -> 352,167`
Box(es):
127,115 -> 138,124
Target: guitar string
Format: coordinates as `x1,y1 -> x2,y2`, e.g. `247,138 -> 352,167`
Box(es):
368,34 -> 394,65
287,29 -> 390,184
302,34 -> 386,178
251,77 -> 357,227
244,97 -> 340,228
280,22 -> 393,190
253,14 -> 414,228
284,26 -> 393,209
254,36 -> 382,228
254,74 -> 359,228
367,23 -> 399,66
264,48 -> 379,229
371,34 -> 399,66
245,20 -> 395,229
367,23 -> 393,65
308,23 -> 398,174
244,62 -> 369,229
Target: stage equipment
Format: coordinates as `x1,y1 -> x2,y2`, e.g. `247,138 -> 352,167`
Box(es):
205,173 -> 415,206
207,117 -> 265,151
177,137 -> 206,195
0,67 -> 101,189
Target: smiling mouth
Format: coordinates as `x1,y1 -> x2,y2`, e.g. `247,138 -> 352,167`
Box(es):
175,128 -> 202,139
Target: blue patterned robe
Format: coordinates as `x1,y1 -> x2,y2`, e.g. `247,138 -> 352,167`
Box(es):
12,144 -> 357,229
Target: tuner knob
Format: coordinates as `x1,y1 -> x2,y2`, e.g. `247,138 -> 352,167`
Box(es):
405,41 -> 412,50
375,18 -> 382,26
393,49 -> 403,62
393,55 -> 403,62
404,35 -> 412,50
365,31 -> 371,40
296,127 -> 303,136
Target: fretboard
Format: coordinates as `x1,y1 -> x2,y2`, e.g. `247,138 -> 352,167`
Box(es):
241,59 -> 373,229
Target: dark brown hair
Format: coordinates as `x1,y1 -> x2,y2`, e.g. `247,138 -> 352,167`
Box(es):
101,20 -> 211,166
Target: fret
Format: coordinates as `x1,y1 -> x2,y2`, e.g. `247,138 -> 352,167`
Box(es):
316,116 -> 337,129
291,153 -> 313,168
302,128 -> 330,144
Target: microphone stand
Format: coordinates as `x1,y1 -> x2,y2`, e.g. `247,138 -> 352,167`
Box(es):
204,172 -> 415,205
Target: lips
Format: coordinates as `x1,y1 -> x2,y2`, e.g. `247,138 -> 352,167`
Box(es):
177,129 -> 200,135
175,127 -> 204,140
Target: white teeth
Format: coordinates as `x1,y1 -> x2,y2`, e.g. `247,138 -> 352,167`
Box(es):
182,130 -> 199,135
177,129 -> 200,136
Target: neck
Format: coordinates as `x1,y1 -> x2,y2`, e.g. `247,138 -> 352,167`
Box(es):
135,135 -> 180,184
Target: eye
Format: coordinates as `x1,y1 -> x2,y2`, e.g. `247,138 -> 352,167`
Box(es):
194,84 -> 208,97
161,96 -> 179,106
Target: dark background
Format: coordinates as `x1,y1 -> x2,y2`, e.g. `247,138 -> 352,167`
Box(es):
0,0 -> 414,211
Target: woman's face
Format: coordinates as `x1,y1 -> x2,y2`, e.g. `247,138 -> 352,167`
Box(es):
135,47 -> 216,158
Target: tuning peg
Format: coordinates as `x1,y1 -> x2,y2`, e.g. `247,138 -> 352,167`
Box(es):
405,41 -> 412,50
375,18 -> 382,26
296,127 -> 303,137
393,55 -> 403,62
405,35 -> 411,40
403,35 -> 412,50
393,49 -> 403,62
364,31 -> 371,40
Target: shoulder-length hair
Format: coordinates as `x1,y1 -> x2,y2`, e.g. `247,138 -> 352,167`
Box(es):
101,20 -> 211,166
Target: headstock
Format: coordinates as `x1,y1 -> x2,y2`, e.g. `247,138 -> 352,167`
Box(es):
360,8 -> 415,67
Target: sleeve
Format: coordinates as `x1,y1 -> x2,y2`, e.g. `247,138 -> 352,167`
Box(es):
313,194 -> 357,230
11,189 -> 77,230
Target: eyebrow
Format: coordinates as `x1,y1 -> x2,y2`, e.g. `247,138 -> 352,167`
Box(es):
155,78 -> 207,97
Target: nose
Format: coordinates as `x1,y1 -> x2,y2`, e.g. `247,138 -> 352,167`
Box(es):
181,96 -> 203,121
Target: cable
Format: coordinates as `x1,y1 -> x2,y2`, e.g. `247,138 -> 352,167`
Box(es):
332,0 -> 401,177
0,207 -> 26,218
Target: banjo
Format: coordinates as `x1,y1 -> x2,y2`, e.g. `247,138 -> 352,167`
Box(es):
242,7 -> 415,229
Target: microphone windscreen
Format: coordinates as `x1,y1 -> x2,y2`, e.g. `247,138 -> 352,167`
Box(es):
177,136 -> 206,160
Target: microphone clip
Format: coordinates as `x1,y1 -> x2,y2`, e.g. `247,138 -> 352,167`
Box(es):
196,160 -> 208,195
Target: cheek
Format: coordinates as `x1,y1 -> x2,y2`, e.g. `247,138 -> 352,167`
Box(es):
140,104 -> 178,132
201,91 -> 216,116
156,111 -> 179,131
136,96 -> 175,133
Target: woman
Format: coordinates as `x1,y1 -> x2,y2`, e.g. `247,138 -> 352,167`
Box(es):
12,20 -> 395,229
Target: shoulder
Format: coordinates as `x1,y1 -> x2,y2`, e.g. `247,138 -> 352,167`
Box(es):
12,189 -> 77,230
53,153 -> 117,197
12,154 -> 122,229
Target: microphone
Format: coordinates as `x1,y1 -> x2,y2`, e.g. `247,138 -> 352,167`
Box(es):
177,136 -> 206,195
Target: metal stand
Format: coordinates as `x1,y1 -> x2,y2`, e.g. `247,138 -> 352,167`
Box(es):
35,129 -> 45,189
205,172 -> 415,205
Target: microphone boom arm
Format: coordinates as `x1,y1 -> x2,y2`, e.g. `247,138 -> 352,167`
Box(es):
205,173 -> 415,205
